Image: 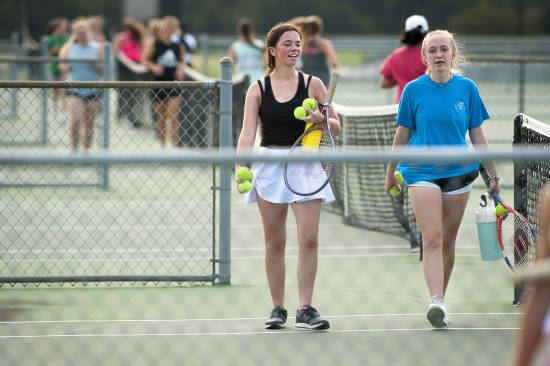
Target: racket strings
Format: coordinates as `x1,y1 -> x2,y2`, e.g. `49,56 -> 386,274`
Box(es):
503,214 -> 536,269
285,127 -> 335,196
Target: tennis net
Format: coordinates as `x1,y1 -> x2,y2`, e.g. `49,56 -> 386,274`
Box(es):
513,113 -> 550,302
328,103 -> 422,252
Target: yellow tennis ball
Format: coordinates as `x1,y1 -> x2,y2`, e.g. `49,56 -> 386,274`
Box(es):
495,204 -> 508,217
239,181 -> 251,193
294,106 -> 307,119
389,171 -> 404,196
302,98 -> 316,111
237,167 -> 253,181
394,171 -> 404,184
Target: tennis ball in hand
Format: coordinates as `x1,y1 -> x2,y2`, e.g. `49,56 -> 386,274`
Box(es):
238,181 -> 251,193
495,204 -> 508,217
389,171 -> 404,196
395,171 -> 404,184
302,98 -> 316,111
236,167 -> 253,182
294,106 -> 307,119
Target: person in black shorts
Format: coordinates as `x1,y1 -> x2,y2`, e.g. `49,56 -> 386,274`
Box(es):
235,23 -> 341,330
142,16 -> 186,148
385,30 -> 500,328
59,18 -> 103,151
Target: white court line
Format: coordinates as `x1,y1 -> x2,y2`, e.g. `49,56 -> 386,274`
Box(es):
0,312 -> 520,325
0,252 -> 481,263
0,327 -> 520,339
0,245 -> 480,256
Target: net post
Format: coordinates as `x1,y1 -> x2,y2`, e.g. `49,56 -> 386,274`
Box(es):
101,43 -> 111,190
218,57 -> 233,284
513,113 -> 527,305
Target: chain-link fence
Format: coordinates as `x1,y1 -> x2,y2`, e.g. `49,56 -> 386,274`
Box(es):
0,59 -> 239,285
1,147 -> 545,365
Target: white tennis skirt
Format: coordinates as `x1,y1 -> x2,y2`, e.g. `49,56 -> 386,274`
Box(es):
244,147 -> 335,204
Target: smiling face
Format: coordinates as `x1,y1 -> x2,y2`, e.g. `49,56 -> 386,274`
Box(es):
265,24 -> 302,73
422,31 -> 456,76
269,30 -> 301,68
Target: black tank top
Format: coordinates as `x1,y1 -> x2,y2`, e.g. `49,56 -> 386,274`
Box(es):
302,40 -> 330,86
151,40 -> 180,81
258,72 -> 312,147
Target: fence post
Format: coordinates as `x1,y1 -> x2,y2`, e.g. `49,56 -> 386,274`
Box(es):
10,32 -> 19,119
200,33 -> 209,76
40,36 -> 48,145
102,43 -> 111,189
518,55 -> 526,113
218,57 -> 233,284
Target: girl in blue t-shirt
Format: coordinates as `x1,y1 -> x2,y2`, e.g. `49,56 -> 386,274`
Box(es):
385,29 -> 500,328
59,18 -> 104,151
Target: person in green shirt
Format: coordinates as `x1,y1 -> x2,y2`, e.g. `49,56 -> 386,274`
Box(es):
45,17 -> 69,106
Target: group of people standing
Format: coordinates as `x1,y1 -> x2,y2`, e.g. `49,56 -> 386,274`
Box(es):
45,15 -> 197,150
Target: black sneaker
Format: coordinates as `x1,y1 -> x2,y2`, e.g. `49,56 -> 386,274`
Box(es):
295,305 -> 330,330
265,306 -> 288,329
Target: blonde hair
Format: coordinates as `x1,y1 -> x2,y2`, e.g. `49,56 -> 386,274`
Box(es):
147,18 -> 162,39
421,29 -> 465,75
59,17 -> 90,59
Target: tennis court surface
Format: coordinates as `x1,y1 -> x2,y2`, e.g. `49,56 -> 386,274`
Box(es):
0,185 -> 542,365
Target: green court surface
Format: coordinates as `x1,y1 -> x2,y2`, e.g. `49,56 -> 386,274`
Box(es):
1,186 -> 546,365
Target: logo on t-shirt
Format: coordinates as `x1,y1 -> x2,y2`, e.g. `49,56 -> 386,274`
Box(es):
454,101 -> 465,112
157,50 -> 177,68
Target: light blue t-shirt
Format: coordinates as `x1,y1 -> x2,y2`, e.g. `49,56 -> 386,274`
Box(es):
67,42 -> 101,97
396,74 -> 489,184
232,40 -> 264,86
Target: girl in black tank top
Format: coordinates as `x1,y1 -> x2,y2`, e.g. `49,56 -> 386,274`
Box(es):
234,23 -> 341,331
258,72 -> 312,147
142,17 -> 185,148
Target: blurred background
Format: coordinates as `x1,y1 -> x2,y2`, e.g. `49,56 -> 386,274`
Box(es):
1,1 -> 550,365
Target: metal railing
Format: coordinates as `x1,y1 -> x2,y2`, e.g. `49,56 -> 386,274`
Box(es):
0,58 -> 235,286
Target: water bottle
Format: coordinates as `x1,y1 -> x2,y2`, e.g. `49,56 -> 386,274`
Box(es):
475,193 -> 502,261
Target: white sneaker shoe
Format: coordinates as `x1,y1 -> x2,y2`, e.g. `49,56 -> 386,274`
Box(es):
427,299 -> 449,328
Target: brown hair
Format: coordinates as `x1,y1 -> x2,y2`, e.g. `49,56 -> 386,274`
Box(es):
123,17 -> 146,45
265,23 -> 301,74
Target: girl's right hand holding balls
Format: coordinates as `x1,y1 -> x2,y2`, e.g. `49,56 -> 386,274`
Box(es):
235,167 -> 254,194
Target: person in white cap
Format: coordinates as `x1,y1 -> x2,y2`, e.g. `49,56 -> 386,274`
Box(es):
380,14 -> 429,103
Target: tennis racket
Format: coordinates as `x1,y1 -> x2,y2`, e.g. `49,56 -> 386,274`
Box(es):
491,191 -> 537,271
283,72 -> 339,196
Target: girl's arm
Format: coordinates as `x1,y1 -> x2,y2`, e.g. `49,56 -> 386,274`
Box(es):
320,38 -> 339,69
470,125 -> 500,193
141,41 -> 162,76
513,184 -> 550,366
385,126 -> 411,193
235,82 -> 261,172
58,35 -> 75,73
